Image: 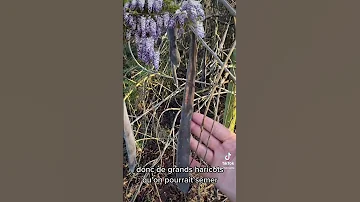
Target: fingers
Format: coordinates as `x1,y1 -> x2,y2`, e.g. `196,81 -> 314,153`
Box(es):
189,156 -> 211,179
189,155 -> 201,167
190,135 -> 214,164
190,121 -> 221,151
192,112 -> 235,142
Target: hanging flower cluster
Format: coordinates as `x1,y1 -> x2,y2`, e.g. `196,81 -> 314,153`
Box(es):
178,0 -> 205,38
124,0 -> 205,70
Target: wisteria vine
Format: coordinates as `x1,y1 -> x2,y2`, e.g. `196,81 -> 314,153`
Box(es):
124,0 -> 205,70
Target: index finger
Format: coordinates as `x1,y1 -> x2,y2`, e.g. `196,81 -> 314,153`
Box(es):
192,112 -> 235,142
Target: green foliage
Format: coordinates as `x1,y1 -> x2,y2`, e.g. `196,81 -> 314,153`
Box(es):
223,68 -> 236,132
231,49 -> 236,64
163,0 -> 181,13
223,49 -> 236,132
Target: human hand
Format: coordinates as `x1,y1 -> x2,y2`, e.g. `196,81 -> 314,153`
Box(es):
189,112 -> 236,201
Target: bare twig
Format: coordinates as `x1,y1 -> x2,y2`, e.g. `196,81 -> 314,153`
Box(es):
189,26 -> 236,83
194,40 -> 236,164
218,0 -> 236,16
130,85 -> 186,125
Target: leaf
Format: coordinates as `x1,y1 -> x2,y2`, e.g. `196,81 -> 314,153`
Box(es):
223,49 -> 236,132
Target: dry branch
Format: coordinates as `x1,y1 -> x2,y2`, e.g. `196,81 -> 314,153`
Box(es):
218,0 -> 236,17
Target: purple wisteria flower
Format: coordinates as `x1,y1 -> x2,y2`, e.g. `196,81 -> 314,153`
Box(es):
163,12 -> 170,28
156,15 -> 164,36
180,0 -> 205,22
188,7 -> 198,21
145,37 -> 155,64
123,0 -> 205,70
124,2 -> 130,12
126,29 -> 132,40
127,15 -> 136,31
167,14 -> 176,28
134,33 -> 141,47
148,17 -> 157,38
195,6 -> 205,21
124,12 -> 129,22
153,50 -> 160,70
147,0 -> 155,13
178,0 -> 205,38
129,0 -> 137,10
138,0 -> 146,11
175,10 -> 187,26
136,37 -> 145,61
140,16 -> 146,37
153,0 -> 163,13
191,20 -> 205,38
